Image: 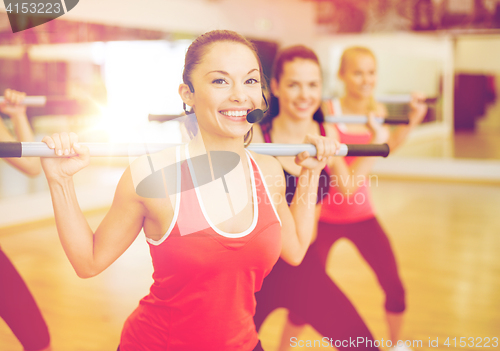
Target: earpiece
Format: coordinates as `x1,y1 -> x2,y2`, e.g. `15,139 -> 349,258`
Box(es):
246,93 -> 268,124
246,109 -> 264,124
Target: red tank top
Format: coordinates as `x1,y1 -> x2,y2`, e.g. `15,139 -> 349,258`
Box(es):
120,146 -> 282,351
320,99 -> 376,224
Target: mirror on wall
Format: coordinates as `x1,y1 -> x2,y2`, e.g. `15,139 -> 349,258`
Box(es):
453,35 -> 500,161
315,32 -> 500,163
315,33 -> 454,160
0,14 -> 195,199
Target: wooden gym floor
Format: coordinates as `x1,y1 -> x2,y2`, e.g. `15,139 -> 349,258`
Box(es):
0,178 -> 499,351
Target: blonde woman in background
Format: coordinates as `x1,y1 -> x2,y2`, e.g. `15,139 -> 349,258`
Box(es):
317,47 -> 427,350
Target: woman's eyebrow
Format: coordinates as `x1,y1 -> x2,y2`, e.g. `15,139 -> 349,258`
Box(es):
205,69 -> 260,76
205,70 -> 229,76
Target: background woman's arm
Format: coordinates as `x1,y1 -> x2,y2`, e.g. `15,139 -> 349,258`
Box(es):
0,89 -> 41,176
325,113 -> 388,195
259,134 -> 336,265
387,92 -> 428,151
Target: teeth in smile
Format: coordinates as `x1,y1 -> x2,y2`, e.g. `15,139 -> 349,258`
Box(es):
221,110 -> 247,117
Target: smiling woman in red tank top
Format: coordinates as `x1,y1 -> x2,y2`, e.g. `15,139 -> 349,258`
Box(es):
38,30 -> 339,351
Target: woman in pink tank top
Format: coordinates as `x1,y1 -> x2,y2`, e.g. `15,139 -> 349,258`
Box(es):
38,30 -> 339,351
316,47 -> 428,351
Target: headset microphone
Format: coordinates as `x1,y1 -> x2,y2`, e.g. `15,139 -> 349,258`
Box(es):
246,93 -> 268,124
246,109 -> 264,123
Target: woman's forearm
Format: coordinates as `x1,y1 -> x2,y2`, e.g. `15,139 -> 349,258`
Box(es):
388,95 -> 427,151
329,156 -> 377,195
288,167 -> 321,264
387,124 -> 414,152
11,112 -> 35,142
0,114 -> 41,176
47,177 -> 96,278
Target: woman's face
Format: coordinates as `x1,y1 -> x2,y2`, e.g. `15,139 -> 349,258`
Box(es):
272,58 -> 322,121
183,41 -> 262,140
339,54 -> 377,99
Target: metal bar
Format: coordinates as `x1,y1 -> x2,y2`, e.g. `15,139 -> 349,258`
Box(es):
148,114 -> 410,125
325,116 -> 409,124
0,142 -> 390,158
377,95 -> 437,104
0,96 -> 47,106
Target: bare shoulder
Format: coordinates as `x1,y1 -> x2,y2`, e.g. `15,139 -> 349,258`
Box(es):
121,147 -> 178,201
376,102 -> 388,117
114,164 -> 142,203
249,151 -> 282,177
128,146 -> 177,182
249,151 -> 285,199
323,122 -> 340,140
